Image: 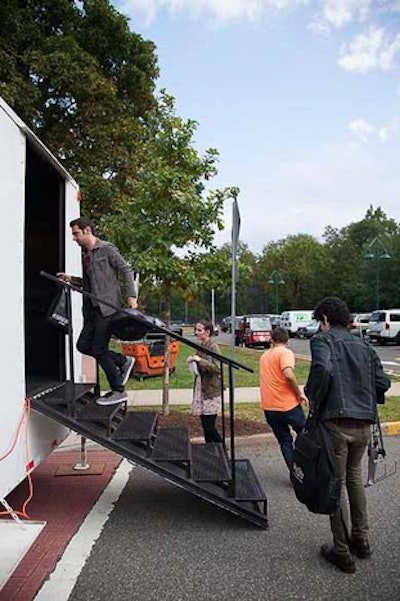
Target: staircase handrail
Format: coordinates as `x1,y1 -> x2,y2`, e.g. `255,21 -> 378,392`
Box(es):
41,270 -> 255,495
40,271 -> 253,373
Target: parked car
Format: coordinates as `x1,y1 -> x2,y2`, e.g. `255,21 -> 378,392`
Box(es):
235,315 -> 272,348
349,313 -> 370,338
296,319 -> 319,339
267,314 -> 281,329
170,321 -> 183,336
366,309 -> 400,345
220,316 -> 231,332
220,315 -> 243,333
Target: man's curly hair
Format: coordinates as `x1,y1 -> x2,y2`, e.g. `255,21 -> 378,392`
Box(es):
312,297 -> 350,327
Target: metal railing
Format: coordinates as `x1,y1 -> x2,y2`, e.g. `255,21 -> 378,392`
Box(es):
40,271 -> 254,496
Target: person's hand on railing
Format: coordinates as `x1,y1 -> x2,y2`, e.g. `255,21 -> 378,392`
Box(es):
187,354 -> 201,363
56,272 -> 72,283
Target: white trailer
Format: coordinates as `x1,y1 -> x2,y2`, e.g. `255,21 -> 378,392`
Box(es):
0,97 -> 90,498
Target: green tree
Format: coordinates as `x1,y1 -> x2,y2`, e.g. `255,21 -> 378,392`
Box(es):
0,0 -> 158,217
196,241 -> 258,318
103,92 -> 235,413
257,234 -> 329,309
323,206 -> 400,310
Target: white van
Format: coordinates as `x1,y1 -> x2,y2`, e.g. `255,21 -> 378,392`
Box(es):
366,309 -> 400,345
280,310 -> 313,337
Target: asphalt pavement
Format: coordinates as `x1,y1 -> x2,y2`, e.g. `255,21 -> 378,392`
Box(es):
67,435 -> 400,601
26,338 -> 400,599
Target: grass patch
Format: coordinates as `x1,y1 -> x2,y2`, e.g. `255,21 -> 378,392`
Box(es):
100,339 -> 400,423
101,340 -> 310,390
378,397 -> 400,421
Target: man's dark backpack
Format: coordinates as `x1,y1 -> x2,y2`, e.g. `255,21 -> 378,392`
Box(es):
290,414 -> 340,515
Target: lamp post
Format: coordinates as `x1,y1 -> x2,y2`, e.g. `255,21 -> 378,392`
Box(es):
364,238 -> 391,310
268,270 -> 285,314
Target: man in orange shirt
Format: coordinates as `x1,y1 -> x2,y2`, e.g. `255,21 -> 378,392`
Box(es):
260,327 -> 308,471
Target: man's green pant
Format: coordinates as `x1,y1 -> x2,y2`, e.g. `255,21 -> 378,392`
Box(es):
325,421 -> 371,555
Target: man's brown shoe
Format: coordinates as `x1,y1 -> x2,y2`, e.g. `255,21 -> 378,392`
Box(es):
320,544 -> 356,574
349,539 -> 372,559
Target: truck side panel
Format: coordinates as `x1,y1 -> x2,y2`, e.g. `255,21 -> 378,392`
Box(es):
0,98 -> 90,497
0,104 -> 28,497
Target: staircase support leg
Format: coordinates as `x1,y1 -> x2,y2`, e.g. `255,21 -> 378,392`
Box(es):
73,436 -> 90,471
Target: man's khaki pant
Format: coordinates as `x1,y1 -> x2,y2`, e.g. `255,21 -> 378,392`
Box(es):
325,421 -> 371,556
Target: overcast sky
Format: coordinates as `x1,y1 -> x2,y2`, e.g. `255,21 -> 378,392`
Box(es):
115,0 -> 400,254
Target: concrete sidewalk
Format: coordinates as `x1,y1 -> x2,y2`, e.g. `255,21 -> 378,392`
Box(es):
127,381 -> 400,406
127,386 -> 259,406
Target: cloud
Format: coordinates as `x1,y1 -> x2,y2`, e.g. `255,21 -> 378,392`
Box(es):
338,27 -> 400,72
215,139 -> 400,253
118,0 -> 309,26
349,118 -> 375,143
348,116 -> 398,144
309,0 -> 372,35
378,127 -> 389,142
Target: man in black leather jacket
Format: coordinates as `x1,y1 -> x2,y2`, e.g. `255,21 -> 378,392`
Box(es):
305,297 -> 390,574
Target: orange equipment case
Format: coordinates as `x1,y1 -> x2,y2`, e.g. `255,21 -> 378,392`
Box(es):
121,339 -> 180,380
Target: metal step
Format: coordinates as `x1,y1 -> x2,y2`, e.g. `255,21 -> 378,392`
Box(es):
30,396 -> 268,528
34,382 -> 94,406
112,411 -> 158,443
77,399 -> 125,436
152,427 -> 191,462
191,443 -> 231,483
232,459 -> 267,503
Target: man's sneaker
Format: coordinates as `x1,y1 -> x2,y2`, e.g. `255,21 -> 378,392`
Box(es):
349,539 -> 372,559
96,391 -> 128,406
120,356 -> 135,386
320,544 -> 356,574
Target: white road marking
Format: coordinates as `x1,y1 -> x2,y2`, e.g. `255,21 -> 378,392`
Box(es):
382,361 -> 400,366
35,459 -> 132,601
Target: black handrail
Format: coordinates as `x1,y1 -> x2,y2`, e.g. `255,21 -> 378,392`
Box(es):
40,271 -> 252,373
40,270 -> 254,496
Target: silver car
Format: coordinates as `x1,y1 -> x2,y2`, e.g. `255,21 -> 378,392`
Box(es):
349,313 -> 371,339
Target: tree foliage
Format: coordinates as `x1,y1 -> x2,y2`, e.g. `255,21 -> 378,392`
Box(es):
206,206 -> 400,317
0,0 -> 158,217
1,2 -> 239,413
257,234 -> 329,309
323,206 -> 400,310
102,91 -> 231,298
99,91 -> 235,413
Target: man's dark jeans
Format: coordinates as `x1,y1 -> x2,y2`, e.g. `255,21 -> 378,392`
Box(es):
264,405 -> 306,470
324,421 -> 371,555
77,307 -> 126,392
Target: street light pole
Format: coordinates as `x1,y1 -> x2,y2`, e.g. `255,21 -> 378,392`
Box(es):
375,250 -> 379,311
268,270 -> 285,314
364,238 -> 391,311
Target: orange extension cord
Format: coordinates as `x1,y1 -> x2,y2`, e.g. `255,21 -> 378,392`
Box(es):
0,397 -> 33,519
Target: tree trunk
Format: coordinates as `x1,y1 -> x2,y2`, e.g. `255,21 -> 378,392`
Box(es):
162,297 -> 171,415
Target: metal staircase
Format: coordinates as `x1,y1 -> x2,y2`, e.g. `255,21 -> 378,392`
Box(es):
32,273 -> 268,529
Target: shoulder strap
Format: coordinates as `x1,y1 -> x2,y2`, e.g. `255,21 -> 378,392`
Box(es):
311,333 -> 334,420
